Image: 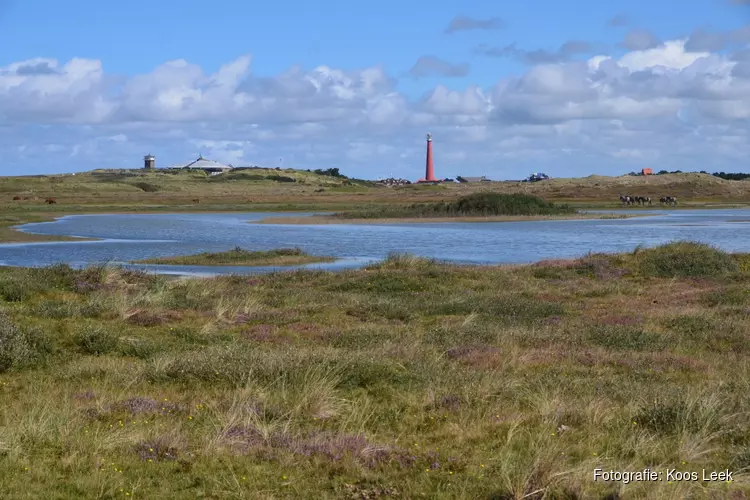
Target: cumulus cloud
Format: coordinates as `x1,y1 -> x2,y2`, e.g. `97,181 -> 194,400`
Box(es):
475,40 -> 598,64
408,56 -> 470,78
444,15 -> 504,34
2,36 -> 750,178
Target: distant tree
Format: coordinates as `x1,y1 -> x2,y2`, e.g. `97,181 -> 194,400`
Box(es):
712,172 -> 750,180
657,170 -> 669,175
313,168 -> 347,178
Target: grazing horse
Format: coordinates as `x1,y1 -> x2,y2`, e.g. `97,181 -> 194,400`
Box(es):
635,196 -> 652,206
660,196 -> 677,206
44,198 -> 57,204
619,194 -> 633,205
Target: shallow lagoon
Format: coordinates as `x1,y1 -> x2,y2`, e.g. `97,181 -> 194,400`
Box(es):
3,209 -> 750,276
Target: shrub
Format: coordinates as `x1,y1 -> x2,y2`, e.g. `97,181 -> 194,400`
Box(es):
265,175 -> 296,183
634,241 -> 739,278
0,278 -> 33,302
118,337 -> 160,359
75,326 -> 119,355
0,315 -> 53,372
365,253 -> 440,271
133,182 -> 160,192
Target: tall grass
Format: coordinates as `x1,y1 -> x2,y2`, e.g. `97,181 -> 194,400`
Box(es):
334,192 -> 577,219
0,242 -> 748,498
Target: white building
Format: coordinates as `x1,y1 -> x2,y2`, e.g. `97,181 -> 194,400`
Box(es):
171,155 -> 234,175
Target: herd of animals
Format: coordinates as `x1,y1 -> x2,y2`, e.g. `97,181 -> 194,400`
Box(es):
619,195 -> 678,206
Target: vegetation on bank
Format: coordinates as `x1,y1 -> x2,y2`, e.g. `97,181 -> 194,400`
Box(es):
132,247 -> 335,267
0,241 -> 749,498
333,193 -> 577,219
0,170 -> 749,216
0,214 -> 96,243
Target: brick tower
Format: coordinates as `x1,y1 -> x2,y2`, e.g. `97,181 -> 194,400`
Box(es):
425,133 -> 435,181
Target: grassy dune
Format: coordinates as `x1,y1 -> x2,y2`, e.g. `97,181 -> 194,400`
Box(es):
0,170 -> 748,213
0,242 -> 749,498
133,247 -> 336,267
0,170 -> 747,242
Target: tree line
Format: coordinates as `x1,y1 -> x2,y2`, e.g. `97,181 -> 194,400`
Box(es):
628,170 -> 750,180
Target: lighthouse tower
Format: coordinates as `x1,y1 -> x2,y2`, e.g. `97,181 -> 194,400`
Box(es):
424,133 -> 436,182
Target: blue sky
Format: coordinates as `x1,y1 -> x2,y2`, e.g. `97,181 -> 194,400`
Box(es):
1,0 -> 750,179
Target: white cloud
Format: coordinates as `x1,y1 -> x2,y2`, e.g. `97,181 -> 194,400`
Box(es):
2,38 -> 750,178
617,40 -> 711,71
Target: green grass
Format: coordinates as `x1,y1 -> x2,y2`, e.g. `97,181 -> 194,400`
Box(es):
0,243 -> 749,498
132,247 -> 335,267
334,193 -> 578,219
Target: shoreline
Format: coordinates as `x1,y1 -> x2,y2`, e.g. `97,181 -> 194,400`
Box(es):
131,256 -> 336,267
252,213 -> 653,225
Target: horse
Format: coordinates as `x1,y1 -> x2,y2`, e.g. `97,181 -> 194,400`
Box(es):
660,196 -> 677,206
635,196 -> 652,206
44,198 -> 57,204
619,194 -> 633,205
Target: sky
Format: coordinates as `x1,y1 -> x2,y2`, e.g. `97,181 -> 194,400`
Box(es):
1,0 -> 750,180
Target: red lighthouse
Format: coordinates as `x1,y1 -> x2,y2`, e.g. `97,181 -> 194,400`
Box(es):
424,133 -> 436,182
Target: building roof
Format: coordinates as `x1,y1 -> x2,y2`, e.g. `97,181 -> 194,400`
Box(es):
174,156 -> 233,170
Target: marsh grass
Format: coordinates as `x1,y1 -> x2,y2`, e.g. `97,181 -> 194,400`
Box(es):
0,242 -> 749,498
334,193 -> 577,219
133,246 -> 335,267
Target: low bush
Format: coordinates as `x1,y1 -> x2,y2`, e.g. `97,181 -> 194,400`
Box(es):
265,175 -> 296,183
634,241 -> 739,278
133,182 -> 161,192
0,315 -> 53,372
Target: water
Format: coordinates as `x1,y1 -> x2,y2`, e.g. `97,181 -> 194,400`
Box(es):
2,209 -> 750,276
